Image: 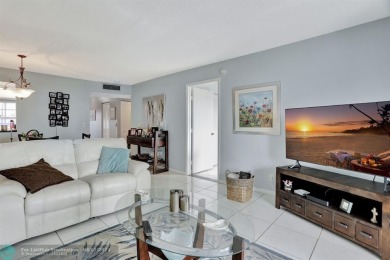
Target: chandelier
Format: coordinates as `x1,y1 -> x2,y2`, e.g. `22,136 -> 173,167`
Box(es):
0,54 -> 35,99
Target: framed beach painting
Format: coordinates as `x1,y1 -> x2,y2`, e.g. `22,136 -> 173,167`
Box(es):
233,82 -> 281,135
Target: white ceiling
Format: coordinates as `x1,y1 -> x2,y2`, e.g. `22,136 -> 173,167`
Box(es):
1,0 -> 389,85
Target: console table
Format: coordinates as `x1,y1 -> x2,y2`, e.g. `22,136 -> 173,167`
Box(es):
127,131 -> 168,174
275,166 -> 390,259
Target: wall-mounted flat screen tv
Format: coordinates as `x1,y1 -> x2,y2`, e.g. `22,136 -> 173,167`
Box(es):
285,101 -> 390,178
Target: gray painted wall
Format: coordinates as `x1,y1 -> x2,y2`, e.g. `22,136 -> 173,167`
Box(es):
0,68 -> 131,141
131,17 -> 390,191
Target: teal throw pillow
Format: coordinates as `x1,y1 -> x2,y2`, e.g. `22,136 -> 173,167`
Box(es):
97,146 -> 129,174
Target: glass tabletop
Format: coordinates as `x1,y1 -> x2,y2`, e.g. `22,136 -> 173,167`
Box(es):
114,188 -> 255,258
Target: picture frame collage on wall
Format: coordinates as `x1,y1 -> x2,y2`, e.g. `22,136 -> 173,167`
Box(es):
49,92 -> 69,127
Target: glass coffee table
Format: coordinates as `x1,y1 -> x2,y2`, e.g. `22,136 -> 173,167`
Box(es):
114,188 -> 255,259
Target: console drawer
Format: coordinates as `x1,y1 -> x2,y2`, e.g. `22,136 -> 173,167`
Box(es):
356,223 -> 379,249
291,196 -> 305,215
280,191 -> 291,209
334,214 -> 355,237
306,202 -> 333,228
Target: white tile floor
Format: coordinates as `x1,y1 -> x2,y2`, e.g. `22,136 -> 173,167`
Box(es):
12,171 -> 380,260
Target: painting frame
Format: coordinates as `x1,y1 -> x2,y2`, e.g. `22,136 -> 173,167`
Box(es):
143,94 -> 165,128
233,81 -> 281,135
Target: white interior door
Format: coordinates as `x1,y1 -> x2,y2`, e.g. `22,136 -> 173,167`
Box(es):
120,101 -> 131,138
192,88 -> 214,173
102,103 -> 110,138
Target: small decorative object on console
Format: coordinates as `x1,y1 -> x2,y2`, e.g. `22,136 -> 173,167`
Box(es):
371,207 -> 378,224
294,189 -> 310,197
136,128 -> 143,136
339,198 -> 353,214
283,179 -> 293,191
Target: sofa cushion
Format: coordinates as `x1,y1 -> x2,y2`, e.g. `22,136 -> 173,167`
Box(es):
97,146 -> 129,173
25,179 -> 90,216
0,175 -> 27,198
80,173 -> 137,200
0,159 -> 73,193
74,138 -> 128,178
0,140 -> 78,179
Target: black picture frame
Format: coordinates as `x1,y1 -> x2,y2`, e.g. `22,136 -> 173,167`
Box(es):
151,127 -> 159,135
136,129 -> 143,136
49,92 -> 70,127
129,128 -> 137,136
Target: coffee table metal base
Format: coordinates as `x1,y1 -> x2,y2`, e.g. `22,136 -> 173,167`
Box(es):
135,227 -> 245,260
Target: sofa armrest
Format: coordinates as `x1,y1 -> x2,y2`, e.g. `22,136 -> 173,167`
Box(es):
127,160 -> 149,175
128,160 -> 151,190
0,176 -> 27,245
0,175 -> 27,198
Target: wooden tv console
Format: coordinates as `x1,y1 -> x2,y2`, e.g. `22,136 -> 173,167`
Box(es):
275,166 -> 390,259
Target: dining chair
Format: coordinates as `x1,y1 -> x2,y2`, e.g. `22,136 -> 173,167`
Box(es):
82,133 -> 91,139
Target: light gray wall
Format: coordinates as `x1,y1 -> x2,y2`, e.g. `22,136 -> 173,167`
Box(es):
131,17 -> 390,191
0,69 -> 131,141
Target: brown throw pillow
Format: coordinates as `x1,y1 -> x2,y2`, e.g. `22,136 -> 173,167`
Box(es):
0,158 -> 73,193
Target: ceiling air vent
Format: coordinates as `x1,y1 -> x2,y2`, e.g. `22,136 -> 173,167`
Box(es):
103,84 -> 120,91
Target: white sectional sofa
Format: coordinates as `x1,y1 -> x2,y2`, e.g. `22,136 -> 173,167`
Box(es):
0,138 -> 151,247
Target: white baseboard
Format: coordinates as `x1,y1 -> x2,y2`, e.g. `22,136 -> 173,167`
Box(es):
254,187 -> 275,196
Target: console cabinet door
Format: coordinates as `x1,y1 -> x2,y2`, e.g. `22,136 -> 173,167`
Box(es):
356,223 -> 379,249
280,191 -> 291,209
291,196 -> 305,215
334,214 -> 355,237
306,202 -> 333,228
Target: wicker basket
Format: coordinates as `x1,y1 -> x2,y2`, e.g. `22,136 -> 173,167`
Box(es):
226,172 -> 254,203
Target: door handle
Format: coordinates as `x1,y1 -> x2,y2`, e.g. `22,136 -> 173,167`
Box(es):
337,222 -> 348,229
360,231 -> 372,239
211,133 -> 215,135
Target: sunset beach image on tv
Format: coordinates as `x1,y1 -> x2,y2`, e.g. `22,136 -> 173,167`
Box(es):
285,101 -> 390,177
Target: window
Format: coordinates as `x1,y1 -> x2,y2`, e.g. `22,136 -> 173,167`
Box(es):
0,99 -> 16,131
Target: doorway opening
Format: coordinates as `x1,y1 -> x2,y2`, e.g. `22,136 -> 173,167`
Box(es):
186,79 -> 219,180
90,92 -> 131,138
